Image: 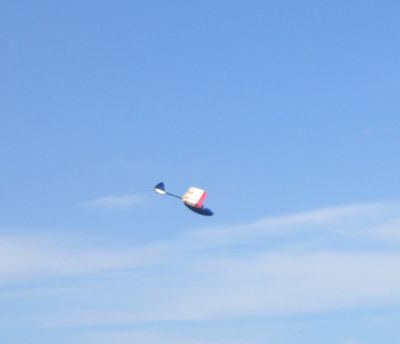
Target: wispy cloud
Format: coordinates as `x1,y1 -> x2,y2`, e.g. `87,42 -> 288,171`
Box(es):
0,237 -> 167,282
2,201 -> 400,330
82,330 -> 249,344
183,201 -> 400,249
85,193 -> 145,209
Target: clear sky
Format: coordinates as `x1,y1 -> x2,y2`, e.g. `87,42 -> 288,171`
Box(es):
1,1 -> 400,343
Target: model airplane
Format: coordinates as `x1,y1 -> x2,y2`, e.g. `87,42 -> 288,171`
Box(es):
154,182 -> 214,216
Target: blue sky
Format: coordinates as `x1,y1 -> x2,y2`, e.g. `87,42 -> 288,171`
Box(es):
1,1 -> 400,343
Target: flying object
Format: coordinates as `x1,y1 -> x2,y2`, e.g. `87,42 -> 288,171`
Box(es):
154,182 -> 214,216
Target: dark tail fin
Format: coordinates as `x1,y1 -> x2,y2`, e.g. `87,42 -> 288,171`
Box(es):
154,182 -> 166,195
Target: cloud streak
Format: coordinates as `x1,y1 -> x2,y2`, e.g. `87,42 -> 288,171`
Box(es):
85,193 -> 145,209
1,201 -> 400,329
82,330 -> 249,344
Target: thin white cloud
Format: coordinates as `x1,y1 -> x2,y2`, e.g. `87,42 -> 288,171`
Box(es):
85,194 -> 144,209
0,238 -> 168,282
3,201 -> 397,282
182,201 -> 400,249
50,250 -> 400,327
342,340 -> 363,344
2,201 -> 400,328
82,330 -> 249,344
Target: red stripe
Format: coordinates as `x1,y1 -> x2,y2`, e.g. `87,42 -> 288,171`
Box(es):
196,192 -> 207,208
